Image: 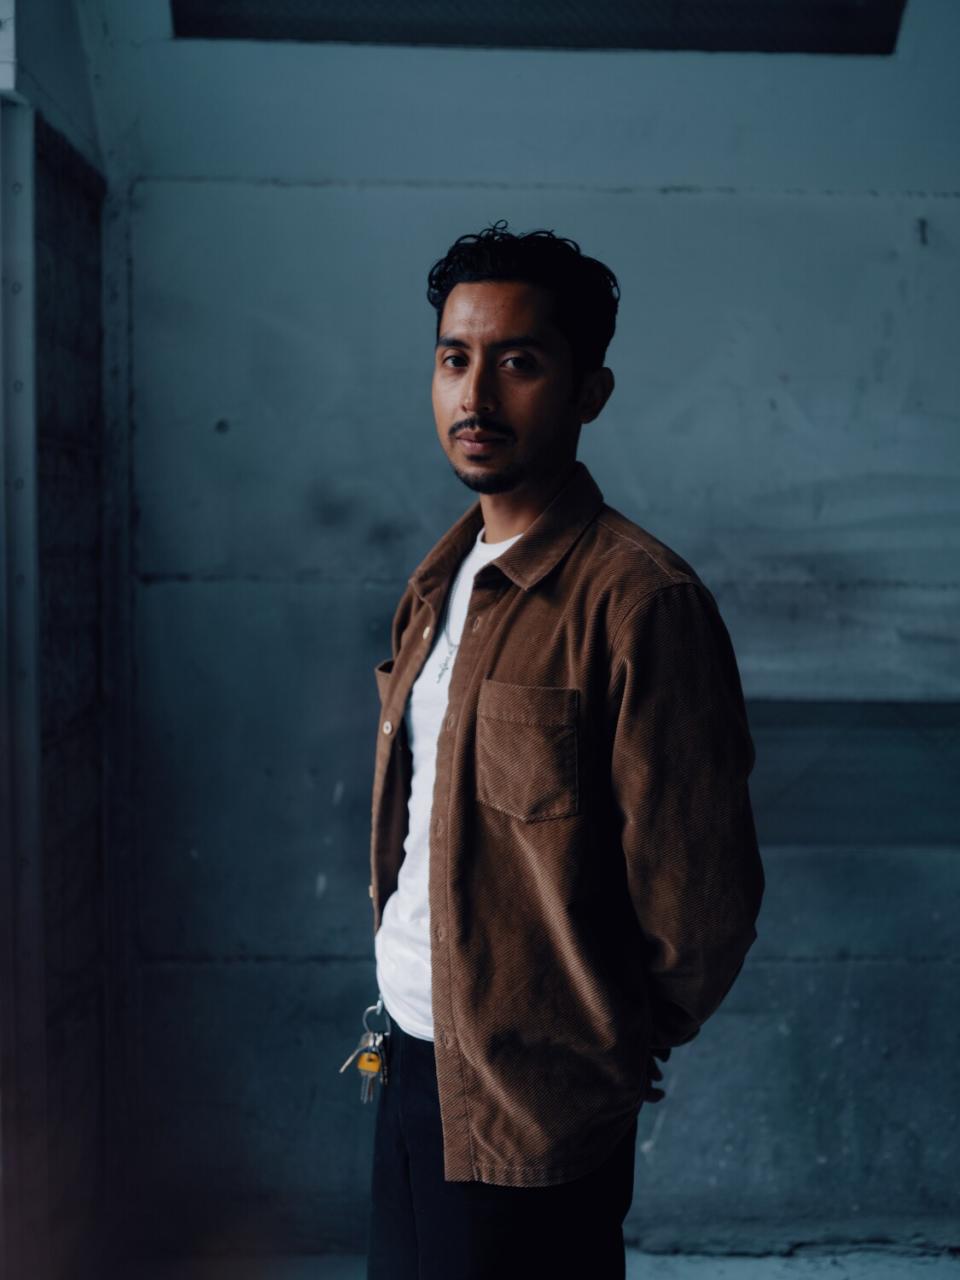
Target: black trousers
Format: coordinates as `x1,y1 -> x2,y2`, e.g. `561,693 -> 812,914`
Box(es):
366,1019 -> 638,1280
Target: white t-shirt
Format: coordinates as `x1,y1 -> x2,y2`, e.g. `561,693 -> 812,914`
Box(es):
375,523 -> 523,1040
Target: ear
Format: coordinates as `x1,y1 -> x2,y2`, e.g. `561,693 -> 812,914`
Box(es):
576,366 -> 615,424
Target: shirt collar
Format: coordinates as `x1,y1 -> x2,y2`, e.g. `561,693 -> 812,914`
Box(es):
409,460 -> 605,606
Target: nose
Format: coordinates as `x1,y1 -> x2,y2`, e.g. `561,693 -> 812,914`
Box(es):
461,358 -> 498,416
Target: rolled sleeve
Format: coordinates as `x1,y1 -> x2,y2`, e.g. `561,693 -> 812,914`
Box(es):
609,580 -> 765,1053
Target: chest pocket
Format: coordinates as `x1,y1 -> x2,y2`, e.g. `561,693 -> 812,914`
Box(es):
476,678 -> 579,821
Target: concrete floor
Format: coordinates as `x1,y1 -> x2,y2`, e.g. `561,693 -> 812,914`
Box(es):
134,1250 -> 960,1279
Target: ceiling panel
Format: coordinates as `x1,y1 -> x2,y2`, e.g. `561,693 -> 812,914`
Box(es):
171,0 -> 909,54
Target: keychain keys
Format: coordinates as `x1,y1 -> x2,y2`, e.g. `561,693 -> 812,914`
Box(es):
339,996 -> 391,1104
338,1028 -> 376,1073
357,1036 -> 385,1103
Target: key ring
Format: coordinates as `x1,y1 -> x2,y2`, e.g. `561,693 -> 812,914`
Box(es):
363,992 -> 392,1036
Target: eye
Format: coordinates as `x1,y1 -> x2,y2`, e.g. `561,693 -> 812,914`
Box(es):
441,352 -> 467,368
503,354 -> 535,371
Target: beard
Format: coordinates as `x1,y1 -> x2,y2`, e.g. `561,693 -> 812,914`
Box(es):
447,417 -> 524,493
448,457 -> 526,494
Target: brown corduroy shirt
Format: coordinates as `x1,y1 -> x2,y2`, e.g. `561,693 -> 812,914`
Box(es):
368,460 -> 764,1187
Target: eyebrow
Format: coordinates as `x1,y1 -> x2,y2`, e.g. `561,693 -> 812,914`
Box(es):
436,334 -> 547,351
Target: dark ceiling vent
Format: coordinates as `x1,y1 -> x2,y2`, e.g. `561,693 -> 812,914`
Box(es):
171,0 -> 908,54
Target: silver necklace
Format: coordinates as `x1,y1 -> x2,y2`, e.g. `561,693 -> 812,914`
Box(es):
440,609 -> 463,680
435,606 -> 460,683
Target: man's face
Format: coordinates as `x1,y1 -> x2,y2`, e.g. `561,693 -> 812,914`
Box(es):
432,280 -> 588,495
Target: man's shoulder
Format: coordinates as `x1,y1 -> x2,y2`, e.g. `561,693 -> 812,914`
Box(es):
578,505 -> 728,661
586,502 -> 705,597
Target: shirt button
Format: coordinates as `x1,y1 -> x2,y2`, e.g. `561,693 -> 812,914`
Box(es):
442,1029 -> 453,1048
422,625 -> 432,639
368,883 -> 374,899
436,923 -> 445,941
445,713 -> 455,731
471,615 -> 482,632
382,719 -> 393,735
435,816 -> 444,835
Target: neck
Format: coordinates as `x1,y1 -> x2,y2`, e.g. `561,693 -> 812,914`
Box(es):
479,460 -> 578,543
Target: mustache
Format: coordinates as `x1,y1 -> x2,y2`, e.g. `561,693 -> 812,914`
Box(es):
450,416 -> 514,439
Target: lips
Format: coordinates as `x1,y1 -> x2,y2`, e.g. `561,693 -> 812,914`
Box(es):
456,432 -> 509,458
456,430 -> 508,444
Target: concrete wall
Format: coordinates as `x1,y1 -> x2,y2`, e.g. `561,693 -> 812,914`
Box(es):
59,0 -> 960,1260
34,111 -> 108,1279
75,0 -> 960,698
0,4 -> 108,1275
14,0 -> 101,169
124,179 -> 959,699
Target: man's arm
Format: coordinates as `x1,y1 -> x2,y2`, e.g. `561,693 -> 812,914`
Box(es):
608,579 -> 765,1055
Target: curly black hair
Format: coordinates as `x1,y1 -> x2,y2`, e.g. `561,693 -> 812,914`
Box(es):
426,221 -> 620,381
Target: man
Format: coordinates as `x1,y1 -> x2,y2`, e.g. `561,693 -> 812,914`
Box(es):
363,223 -> 764,1279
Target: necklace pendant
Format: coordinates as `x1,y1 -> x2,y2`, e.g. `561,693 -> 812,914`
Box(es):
436,651 -> 452,683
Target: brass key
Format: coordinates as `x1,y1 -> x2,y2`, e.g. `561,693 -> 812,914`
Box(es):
339,1029 -> 377,1075
357,1038 -> 383,1103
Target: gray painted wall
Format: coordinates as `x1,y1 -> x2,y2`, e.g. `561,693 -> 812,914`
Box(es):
19,0 -> 960,1262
